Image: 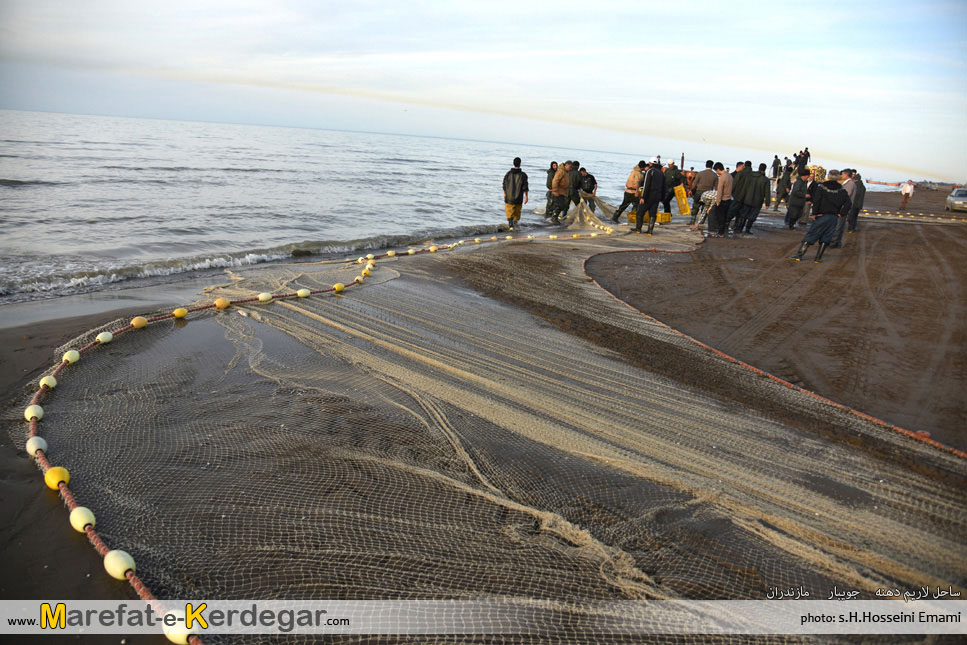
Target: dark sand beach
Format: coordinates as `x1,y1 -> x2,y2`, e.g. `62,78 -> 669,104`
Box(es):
1,190 -> 964,644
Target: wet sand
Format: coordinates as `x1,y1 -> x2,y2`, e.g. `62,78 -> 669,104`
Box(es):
585,216 -> 966,451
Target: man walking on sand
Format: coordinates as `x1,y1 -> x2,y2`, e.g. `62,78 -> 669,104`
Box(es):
707,162 -> 732,238
830,169 -> 856,248
612,161 -> 646,223
635,157 -> 665,235
785,167 -> 811,229
690,160 -> 718,227
900,180 -> 915,210
502,157 -> 529,231
848,173 -> 866,233
790,169 -> 851,263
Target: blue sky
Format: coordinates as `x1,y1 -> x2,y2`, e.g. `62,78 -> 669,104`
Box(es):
1,0 -> 965,181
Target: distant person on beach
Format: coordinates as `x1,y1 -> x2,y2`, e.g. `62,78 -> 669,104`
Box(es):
579,167 -> 597,212
661,161 -> 683,215
804,147 -> 811,164
708,162 -> 733,238
567,160 -> 583,209
790,169 -> 851,263
771,155 -> 781,179
611,161 -> 646,223
785,167 -> 812,229
549,161 -> 571,224
544,161 -> 558,218
690,160 -> 718,227
635,157 -> 665,235
502,157 -> 529,230
900,180 -> 915,210
734,163 -> 771,235
831,169 -> 856,248
774,163 -> 793,210
848,173 -> 866,233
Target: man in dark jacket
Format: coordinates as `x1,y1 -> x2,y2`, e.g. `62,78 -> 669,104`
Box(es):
735,163 -> 772,234
774,163 -> 793,210
690,160 -> 718,226
635,158 -> 665,235
502,157 -> 529,230
544,161 -> 558,218
790,169 -> 852,263
785,167 -> 812,229
661,161 -> 683,215
567,160 -> 582,209
579,167 -> 597,212
848,173 -> 866,233
771,155 -> 781,179
726,161 -> 750,235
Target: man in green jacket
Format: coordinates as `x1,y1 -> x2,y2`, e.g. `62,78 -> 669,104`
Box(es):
773,163 -> 793,210
726,161 -> 751,234
734,163 -> 772,235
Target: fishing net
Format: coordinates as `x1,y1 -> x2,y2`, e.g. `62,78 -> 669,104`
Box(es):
9,225 -> 966,644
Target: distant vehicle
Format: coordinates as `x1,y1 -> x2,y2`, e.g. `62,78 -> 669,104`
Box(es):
945,188 -> 967,212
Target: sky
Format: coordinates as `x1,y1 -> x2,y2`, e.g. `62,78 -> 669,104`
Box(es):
1,0 -> 965,181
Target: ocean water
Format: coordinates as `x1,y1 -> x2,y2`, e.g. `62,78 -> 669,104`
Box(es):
0,109 -> 892,304
0,110 -> 640,303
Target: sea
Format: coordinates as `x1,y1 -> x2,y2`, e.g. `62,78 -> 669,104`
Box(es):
0,109 -> 898,306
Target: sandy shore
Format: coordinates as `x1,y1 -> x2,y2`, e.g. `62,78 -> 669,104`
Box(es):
1,207 -> 964,643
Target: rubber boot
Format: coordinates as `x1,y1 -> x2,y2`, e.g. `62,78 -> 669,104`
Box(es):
814,242 -> 828,263
745,219 -> 754,234
732,217 -> 745,235
646,214 -> 656,235
507,219 -> 515,231
790,240 -> 810,261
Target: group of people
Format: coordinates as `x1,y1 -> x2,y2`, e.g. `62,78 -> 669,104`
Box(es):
543,160 -> 598,225
788,168 -> 867,262
607,157 -> 689,235
501,150 -> 872,263
681,159 -> 774,238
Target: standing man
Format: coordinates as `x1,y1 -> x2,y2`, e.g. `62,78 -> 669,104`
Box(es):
579,167 -> 598,212
635,157 -> 665,235
567,159 -> 583,211
726,161 -> 750,235
830,169 -> 856,248
900,180 -> 915,210
690,160 -> 718,227
549,161 -> 571,224
803,147 -> 811,164
736,163 -> 771,235
502,157 -> 529,231
708,162 -> 733,238
661,160 -> 684,215
544,161 -> 558,218
785,167 -> 812,229
612,161 -> 646,223
790,169 -> 851,263
774,162 -> 793,210
771,155 -> 781,180
848,173 -> 866,233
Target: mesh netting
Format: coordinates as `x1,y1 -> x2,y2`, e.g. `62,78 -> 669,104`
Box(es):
9,218 -> 966,644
